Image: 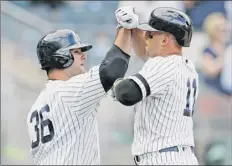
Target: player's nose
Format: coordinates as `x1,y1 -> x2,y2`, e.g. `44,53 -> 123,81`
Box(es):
81,54 -> 86,60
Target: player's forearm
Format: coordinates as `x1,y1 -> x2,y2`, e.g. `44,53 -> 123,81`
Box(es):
114,28 -> 132,55
132,28 -> 148,61
97,28 -> 132,93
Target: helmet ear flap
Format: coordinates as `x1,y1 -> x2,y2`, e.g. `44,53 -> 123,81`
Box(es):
62,53 -> 74,68
49,52 -> 74,69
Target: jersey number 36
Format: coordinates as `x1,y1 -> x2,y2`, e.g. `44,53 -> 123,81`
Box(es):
30,104 -> 55,149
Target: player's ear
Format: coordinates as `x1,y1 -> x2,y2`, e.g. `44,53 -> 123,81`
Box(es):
161,35 -> 169,46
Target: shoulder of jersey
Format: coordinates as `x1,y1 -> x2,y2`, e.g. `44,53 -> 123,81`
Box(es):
45,74 -> 87,93
186,59 -> 197,72
143,55 -> 178,71
145,56 -> 166,65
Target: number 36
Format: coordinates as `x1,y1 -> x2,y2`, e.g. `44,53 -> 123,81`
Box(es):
30,105 -> 55,148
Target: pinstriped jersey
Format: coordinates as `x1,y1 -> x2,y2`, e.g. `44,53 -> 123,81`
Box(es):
128,55 -> 199,156
27,65 -> 106,165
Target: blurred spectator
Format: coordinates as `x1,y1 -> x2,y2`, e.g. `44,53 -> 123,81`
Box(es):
183,0 -> 198,9
224,1 -> 232,38
220,44 -> 232,94
185,1 -> 227,30
118,1 -> 185,23
184,0 -> 200,17
200,12 -> 231,96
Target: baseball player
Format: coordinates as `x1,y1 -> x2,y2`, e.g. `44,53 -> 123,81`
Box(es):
113,7 -> 199,165
26,26 -> 137,165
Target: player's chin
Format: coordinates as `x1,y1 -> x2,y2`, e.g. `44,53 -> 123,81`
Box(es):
147,50 -> 158,57
145,50 -> 152,57
145,47 -> 152,56
145,51 -> 149,57
80,65 -> 86,74
145,48 -> 149,56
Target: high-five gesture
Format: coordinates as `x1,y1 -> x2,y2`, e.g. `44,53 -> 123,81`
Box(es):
115,6 -> 139,29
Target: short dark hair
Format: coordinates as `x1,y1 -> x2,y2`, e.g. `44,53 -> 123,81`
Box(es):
45,68 -> 52,75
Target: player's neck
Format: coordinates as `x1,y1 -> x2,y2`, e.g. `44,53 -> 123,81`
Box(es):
160,47 -> 182,57
47,70 -> 70,81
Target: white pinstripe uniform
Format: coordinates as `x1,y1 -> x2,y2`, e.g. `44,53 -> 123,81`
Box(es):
27,66 -> 106,165
128,55 -> 199,165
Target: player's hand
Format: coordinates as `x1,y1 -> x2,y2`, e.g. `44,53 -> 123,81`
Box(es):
115,6 -> 139,29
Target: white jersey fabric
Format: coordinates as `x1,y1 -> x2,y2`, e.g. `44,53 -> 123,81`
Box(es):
128,55 -> 199,165
27,65 -> 106,165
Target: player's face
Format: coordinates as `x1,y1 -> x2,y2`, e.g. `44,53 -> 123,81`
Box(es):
144,31 -> 165,57
69,48 -> 86,75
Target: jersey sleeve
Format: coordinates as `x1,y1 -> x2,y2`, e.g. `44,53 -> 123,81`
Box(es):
128,56 -> 177,99
58,65 -> 106,114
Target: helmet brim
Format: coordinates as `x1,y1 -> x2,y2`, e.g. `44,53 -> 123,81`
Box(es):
61,43 -> 92,53
68,43 -> 93,52
137,23 -> 159,32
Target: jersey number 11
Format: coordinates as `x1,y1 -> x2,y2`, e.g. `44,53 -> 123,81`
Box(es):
184,78 -> 197,117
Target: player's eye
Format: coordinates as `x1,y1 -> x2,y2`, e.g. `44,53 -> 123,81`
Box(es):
148,33 -> 153,39
73,50 -> 82,54
145,31 -> 153,40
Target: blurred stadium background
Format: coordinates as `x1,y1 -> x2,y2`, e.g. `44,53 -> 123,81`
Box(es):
1,1 -> 231,165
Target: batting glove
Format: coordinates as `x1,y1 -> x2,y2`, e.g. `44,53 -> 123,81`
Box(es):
115,6 -> 139,29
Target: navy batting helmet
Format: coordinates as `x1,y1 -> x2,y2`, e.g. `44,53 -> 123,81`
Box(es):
37,29 -> 92,70
137,7 -> 193,47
